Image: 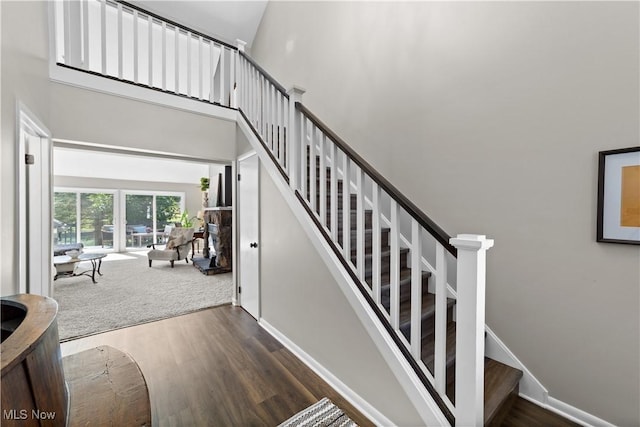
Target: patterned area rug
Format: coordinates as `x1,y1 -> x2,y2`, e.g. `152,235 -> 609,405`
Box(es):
53,252 -> 233,341
278,398 -> 357,427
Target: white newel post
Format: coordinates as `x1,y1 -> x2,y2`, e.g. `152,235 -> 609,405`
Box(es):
286,85 -> 306,191
450,234 -> 494,427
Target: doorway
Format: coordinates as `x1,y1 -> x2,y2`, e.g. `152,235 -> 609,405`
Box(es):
18,104 -> 52,297
238,153 -> 260,319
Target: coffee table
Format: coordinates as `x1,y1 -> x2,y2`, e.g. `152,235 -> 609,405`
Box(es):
53,253 -> 107,284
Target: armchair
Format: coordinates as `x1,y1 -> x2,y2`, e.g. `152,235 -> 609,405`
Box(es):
101,225 -> 114,247
147,227 -> 194,268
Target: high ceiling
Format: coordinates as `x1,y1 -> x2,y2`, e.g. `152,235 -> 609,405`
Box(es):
130,1 -> 268,48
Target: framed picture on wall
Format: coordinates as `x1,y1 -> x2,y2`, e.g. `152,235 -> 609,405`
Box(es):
597,146 -> 640,244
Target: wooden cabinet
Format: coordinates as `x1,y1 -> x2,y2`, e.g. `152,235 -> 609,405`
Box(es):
202,207 -> 232,274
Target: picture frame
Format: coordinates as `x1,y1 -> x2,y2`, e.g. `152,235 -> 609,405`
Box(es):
597,146 -> 640,244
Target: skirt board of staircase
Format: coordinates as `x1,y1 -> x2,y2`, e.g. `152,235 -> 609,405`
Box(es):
62,345 -> 151,427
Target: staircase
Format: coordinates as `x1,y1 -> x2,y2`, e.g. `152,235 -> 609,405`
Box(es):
52,2 -> 582,425
307,152 -> 524,425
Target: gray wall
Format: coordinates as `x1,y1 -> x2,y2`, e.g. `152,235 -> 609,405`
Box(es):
251,2 -> 640,425
1,1 -> 51,297
259,165 -> 423,426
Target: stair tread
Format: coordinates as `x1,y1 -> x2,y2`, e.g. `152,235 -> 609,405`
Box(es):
484,358 -> 524,424
502,396 -> 580,426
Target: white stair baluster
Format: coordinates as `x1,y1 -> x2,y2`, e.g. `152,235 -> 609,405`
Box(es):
197,36 -> 202,100
219,46 -> 225,105
356,167 -> 365,280
410,220 -> 422,359
175,27 -> 180,94
389,199 -> 400,330
371,183 -> 382,306
309,124 -> 317,211
147,15 -> 153,86
100,0 -> 106,74
319,134 -> 327,228
161,22 -> 167,90
117,3 -> 123,78
434,242 -> 448,395
133,10 -> 139,83
342,154 -> 350,262
329,141 -> 338,242
82,0 -> 89,69
186,31 -> 192,96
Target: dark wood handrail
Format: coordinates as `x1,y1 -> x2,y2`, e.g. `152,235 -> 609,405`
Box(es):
117,1 -> 238,51
239,52 -> 290,99
295,102 -> 457,256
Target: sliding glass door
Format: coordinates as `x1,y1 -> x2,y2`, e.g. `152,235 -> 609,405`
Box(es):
54,189 -> 116,251
123,192 -> 183,250
55,188 -> 183,252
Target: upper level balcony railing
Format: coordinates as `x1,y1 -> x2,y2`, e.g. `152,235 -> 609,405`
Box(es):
53,0 -> 237,108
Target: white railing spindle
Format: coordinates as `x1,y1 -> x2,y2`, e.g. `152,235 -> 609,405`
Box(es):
356,167 -> 365,281
133,10 -> 139,83
311,125 -> 319,211
410,220 -> 422,359
147,15 -> 153,86
175,27 -> 180,93
198,36 -> 203,99
186,31 -> 192,96
371,183 -> 382,305
219,47 -> 225,105
342,155 -> 350,262
434,242 -> 448,395
117,3 -> 123,78
161,22 -> 167,90
389,199 -> 400,330
319,134 -> 327,228
100,0 -> 106,74
81,0 -> 89,69
329,141 -> 338,241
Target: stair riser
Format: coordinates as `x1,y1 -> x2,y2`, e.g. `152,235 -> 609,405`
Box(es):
355,250 -> 409,276
337,229 -> 390,252
379,274 -> 430,308
400,303 -> 454,341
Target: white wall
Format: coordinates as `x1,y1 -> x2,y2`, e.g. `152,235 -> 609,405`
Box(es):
1,1 -> 51,297
251,2 -> 640,425
259,165 -> 424,426
54,148 -> 211,184
49,82 -> 236,161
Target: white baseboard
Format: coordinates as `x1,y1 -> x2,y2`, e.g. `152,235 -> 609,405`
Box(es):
259,319 -> 395,427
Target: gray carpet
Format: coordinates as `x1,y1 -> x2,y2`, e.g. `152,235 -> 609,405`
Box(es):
53,252 -> 233,341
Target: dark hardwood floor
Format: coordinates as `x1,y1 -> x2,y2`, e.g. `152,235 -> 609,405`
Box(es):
60,305 -> 373,427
